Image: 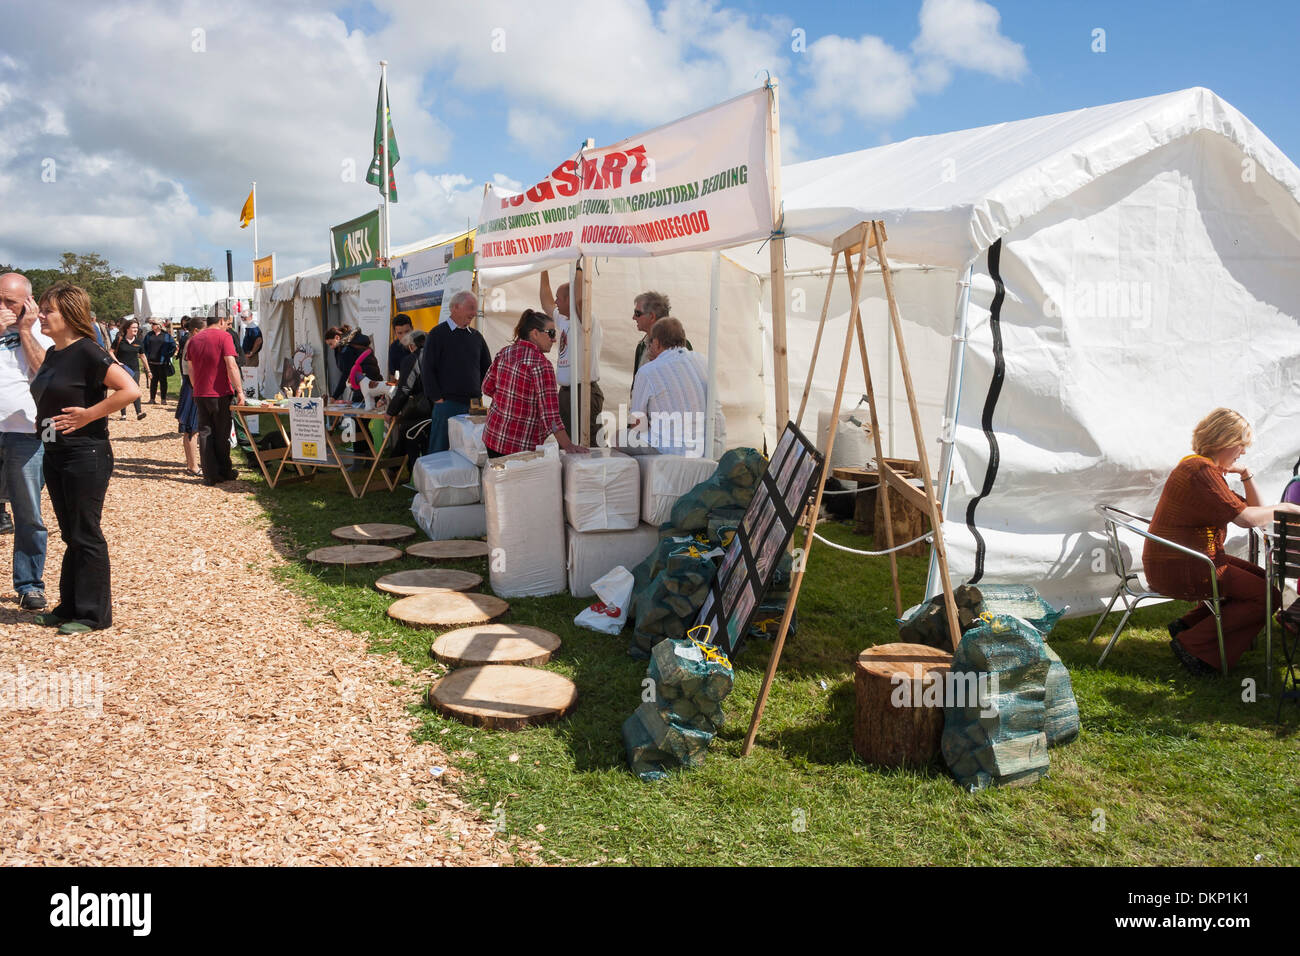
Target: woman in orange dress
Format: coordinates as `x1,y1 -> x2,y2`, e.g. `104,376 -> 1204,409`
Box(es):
1144,408 -> 1300,675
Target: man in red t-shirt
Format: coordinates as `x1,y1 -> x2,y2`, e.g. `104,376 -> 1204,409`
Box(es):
187,314 -> 243,485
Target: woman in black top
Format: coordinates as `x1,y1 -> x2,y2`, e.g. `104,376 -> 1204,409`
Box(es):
29,281 -> 141,634
111,318 -> 147,420
385,330 -> 429,473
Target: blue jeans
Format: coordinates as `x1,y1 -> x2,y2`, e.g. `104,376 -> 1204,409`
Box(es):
427,400 -> 470,455
0,431 -> 47,594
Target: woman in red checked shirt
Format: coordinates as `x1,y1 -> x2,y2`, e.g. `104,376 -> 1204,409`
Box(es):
482,310 -> 588,457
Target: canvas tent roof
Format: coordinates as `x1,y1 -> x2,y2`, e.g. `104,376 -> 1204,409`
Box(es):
768,86 -> 1300,271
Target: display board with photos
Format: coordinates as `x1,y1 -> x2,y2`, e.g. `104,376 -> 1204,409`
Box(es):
696,422 -> 825,656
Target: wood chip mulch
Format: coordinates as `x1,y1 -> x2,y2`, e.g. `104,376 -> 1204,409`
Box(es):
0,409 -> 536,866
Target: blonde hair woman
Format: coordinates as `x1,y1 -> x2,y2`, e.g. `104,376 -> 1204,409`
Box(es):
1143,408 -> 1300,674
29,282 -> 140,633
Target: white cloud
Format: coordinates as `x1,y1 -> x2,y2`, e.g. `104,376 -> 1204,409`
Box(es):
805,35 -> 918,124
506,108 -> 566,157
374,0 -> 791,130
0,0 -> 1028,285
802,0 -> 1026,131
914,0 -> 1028,81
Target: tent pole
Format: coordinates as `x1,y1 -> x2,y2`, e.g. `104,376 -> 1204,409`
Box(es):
567,261 -> 578,440
927,263 -> 974,599
379,61 -> 391,260
580,256 -> 593,446
766,77 -> 788,431
252,181 -> 259,262
706,251 -> 721,458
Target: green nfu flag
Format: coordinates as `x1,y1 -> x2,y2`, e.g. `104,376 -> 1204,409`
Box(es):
365,80 -> 399,202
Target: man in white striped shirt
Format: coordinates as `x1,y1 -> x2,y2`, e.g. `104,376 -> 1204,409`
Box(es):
629,317 -> 725,459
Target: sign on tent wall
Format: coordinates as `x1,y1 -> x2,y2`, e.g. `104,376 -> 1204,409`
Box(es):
391,233 -> 475,330
331,209 -> 381,278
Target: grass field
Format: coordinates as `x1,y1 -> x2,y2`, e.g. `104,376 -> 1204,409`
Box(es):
247,451 -> 1299,867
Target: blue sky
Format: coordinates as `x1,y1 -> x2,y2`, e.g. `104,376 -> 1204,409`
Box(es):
2,0 -> 1297,282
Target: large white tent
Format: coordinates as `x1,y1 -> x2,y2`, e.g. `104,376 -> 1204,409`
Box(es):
139,281 -> 256,320
480,86 -> 1300,617
757,86 -> 1300,615
260,86 -> 1300,618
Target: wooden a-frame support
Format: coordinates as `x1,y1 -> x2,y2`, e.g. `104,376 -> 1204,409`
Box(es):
741,220 -> 963,756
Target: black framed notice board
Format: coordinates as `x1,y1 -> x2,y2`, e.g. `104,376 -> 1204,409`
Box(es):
696,421 -> 825,656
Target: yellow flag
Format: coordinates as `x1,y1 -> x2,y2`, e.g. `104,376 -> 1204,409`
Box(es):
239,188 -> 255,228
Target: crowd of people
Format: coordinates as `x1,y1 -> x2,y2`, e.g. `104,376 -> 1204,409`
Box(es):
359,272 -> 725,469
0,273 -> 257,634
7,269 -> 1294,679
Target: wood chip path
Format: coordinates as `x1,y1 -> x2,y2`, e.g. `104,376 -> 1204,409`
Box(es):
0,411 -> 532,866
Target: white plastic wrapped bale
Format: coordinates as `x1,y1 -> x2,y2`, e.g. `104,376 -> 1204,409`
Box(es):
483,447 -> 566,597
411,496 -> 488,540
412,450 -> 481,507
636,453 -> 718,527
562,448 -> 641,532
567,522 -> 660,597
817,407 -> 873,474
448,414 -> 489,467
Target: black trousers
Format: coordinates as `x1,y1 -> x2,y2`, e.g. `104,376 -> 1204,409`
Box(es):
44,437 -> 114,629
195,395 -> 235,483
148,363 -> 170,402
558,381 -> 604,445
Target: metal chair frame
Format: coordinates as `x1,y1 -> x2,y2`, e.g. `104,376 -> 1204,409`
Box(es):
1264,512 -> 1300,719
1088,504 -> 1229,674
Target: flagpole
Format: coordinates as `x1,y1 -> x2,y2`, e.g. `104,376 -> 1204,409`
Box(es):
251,181 -> 259,261
379,60 -> 391,260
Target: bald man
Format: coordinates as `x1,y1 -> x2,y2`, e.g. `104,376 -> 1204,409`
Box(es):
0,272 -> 53,610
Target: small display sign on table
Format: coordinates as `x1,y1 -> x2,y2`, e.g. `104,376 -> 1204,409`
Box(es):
289,397 -> 327,462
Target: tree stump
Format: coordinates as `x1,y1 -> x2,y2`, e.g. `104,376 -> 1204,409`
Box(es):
854,485 -> 876,537
853,642 -> 952,768
875,487 -> 930,556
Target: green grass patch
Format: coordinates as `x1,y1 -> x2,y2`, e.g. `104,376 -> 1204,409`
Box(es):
247,454 -> 1300,866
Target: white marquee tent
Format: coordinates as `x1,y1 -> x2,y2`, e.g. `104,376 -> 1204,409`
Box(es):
139,281 -> 256,320
259,86 -> 1300,618
756,85 -> 1300,614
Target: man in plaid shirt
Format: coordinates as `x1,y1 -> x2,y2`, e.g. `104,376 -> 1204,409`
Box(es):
483,310 -> 588,457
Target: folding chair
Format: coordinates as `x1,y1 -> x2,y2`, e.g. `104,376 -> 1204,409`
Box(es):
1265,512 -> 1300,719
1088,503 -> 1230,674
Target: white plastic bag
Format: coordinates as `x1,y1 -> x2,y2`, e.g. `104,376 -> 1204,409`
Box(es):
574,565 -> 635,635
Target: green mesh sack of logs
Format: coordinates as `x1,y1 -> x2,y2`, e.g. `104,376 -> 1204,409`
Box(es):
623,633 -> 735,781
940,610 -> 1080,792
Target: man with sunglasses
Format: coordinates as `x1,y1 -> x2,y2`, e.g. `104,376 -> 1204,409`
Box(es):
631,291 -> 692,387
0,272 -> 53,611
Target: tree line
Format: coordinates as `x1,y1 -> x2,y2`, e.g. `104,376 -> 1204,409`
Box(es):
0,253 -> 215,321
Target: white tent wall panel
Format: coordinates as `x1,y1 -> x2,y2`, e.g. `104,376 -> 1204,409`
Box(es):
294,295 -> 327,391
760,268 -> 956,462
938,131 -> 1300,616
255,288 -> 290,399
479,252 -> 767,452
